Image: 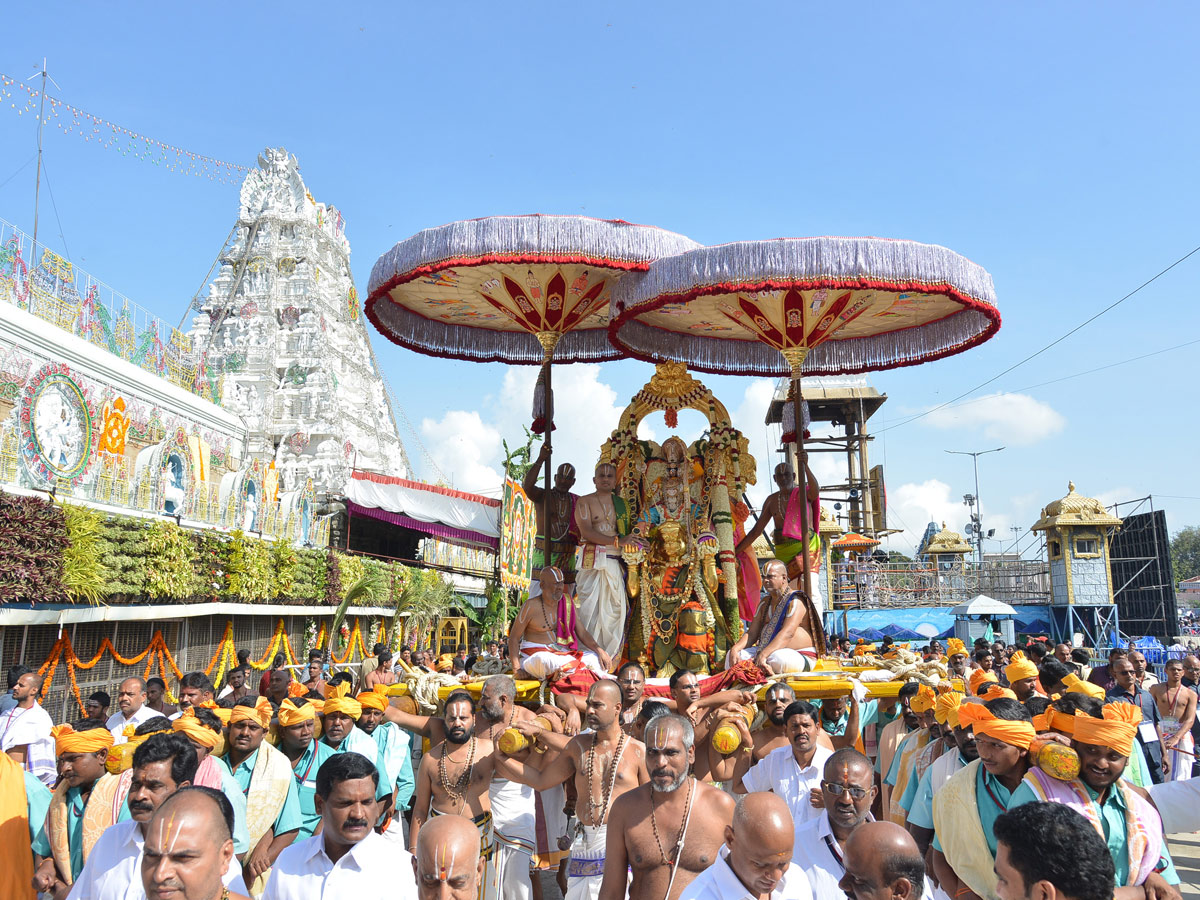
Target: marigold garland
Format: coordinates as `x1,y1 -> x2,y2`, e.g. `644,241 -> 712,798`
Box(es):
35,614 -> 376,715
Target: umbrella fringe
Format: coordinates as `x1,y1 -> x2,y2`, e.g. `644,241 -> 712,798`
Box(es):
612,309 -> 997,377
368,215 -> 700,299
368,300 -> 621,365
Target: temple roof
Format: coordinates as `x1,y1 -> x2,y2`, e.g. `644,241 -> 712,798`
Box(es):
925,522 -> 973,555
818,505 -> 844,536
1031,481 -> 1122,532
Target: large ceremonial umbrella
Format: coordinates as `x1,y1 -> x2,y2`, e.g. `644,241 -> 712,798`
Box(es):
365,214 -> 699,564
609,237 -> 1000,635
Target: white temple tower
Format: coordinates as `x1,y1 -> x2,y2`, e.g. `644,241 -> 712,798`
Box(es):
188,149 -> 409,495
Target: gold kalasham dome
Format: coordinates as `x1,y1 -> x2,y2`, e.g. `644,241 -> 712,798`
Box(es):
1031,482 -> 1123,532
925,522 -> 973,555
819,505 -> 845,536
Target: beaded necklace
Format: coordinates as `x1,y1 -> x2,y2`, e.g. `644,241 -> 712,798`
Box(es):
438,736 -> 477,812
582,731 -> 628,825
649,776 -> 694,868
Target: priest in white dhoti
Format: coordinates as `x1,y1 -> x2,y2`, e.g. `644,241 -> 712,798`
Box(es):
571,463 -> 628,665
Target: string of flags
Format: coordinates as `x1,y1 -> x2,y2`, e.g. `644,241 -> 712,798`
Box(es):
0,73 -> 248,184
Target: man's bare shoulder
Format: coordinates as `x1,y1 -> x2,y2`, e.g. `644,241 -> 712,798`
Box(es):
696,779 -> 736,816
610,782 -> 649,815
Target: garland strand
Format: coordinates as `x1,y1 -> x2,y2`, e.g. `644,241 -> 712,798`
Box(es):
0,73 -> 248,183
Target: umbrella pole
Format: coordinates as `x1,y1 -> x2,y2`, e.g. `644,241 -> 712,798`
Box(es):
536,333 -> 561,579
783,347 -> 824,656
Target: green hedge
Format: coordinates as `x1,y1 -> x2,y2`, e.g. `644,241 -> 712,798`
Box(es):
0,491 -> 445,607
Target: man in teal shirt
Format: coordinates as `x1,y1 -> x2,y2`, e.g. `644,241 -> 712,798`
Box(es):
223,696 -> 303,882
277,698 -> 338,840
1008,705 -> 1179,895
31,720 -> 113,890
356,691 -> 415,817
319,694 -> 394,817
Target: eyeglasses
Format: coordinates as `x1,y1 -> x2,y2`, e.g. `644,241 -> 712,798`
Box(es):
822,781 -> 870,800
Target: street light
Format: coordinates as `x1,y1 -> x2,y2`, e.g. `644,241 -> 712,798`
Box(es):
946,447 -> 1005,565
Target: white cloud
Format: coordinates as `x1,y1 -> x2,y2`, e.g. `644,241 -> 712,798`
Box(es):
886,479 -> 969,555
923,392 -> 1066,446
420,410 -> 503,493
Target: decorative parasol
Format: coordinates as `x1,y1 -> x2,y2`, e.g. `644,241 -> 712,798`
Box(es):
832,532 -> 882,552
366,215 -> 699,567
609,237 -> 1000,651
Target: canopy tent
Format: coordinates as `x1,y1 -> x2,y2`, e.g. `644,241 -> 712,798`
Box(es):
345,471 -> 501,551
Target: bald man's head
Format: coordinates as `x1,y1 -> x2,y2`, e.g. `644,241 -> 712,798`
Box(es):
585,679 -> 623,732
840,821 -> 925,900
413,814 -> 484,900
141,787 -> 235,900
726,792 -> 794,897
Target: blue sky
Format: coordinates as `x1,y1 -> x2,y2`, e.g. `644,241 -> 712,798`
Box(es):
2,3 -> 1198,555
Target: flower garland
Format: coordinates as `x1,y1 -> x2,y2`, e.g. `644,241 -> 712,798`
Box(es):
37,629 -> 185,715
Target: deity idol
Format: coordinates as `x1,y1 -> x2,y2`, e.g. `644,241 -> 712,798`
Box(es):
623,437 -> 729,675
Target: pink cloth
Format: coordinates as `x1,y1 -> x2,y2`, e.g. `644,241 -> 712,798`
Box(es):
556,594 -> 579,650
781,487 -> 820,547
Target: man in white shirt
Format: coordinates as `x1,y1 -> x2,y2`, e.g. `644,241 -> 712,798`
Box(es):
413,814 -> 484,899
1,667 -> 57,784
106,676 -> 157,743
792,748 -> 877,899
263,750 -> 417,899
839,821 -> 926,900
680,792 -> 810,900
735,699 -> 832,829
66,732 -> 249,900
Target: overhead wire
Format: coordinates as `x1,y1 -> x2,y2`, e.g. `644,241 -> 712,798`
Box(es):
876,241 -> 1200,435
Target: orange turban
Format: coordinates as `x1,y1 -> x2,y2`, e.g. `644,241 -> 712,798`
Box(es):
1032,712 -> 1050,732
278,699 -> 317,727
357,691 -> 388,712
1062,674 -> 1105,700
1074,703 -> 1141,757
910,685 -> 937,714
1044,706 -> 1078,737
1005,651 -> 1038,683
173,710 -> 222,749
52,724 -> 114,756
969,668 -> 999,696
322,696 -> 362,720
946,638 -> 967,658
934,692 -> 964,728
196,700 -> 231,726
229,696 -> 273,729
286,681 -> 308,698
957,703 -> 1036,750
977,683 -> 1018,702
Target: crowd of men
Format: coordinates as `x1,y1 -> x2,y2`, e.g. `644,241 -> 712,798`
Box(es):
5,615 -> 1200,900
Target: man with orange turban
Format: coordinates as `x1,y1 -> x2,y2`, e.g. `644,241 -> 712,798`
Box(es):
1004,651 -> 1041,702
220,696 -> 301,893
907,694 -> 980,855
31,721 -> 116,891
1010,702 -> 1181,895
893,688 -> 955,829
883,684 -> 936,825
276,698 -> 338,841
356,687 -> 415,844
320,682 -> 395,818
931,698 -> 1036,900
969,666 -> 999,697
875,682 -> 922,824
945,638 -> 970,679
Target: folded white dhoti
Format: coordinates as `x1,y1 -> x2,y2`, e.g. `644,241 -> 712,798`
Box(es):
727,646 -> 816,673
574,550 -> 626,661
491,777 -> 536,900
566,823 -> 618,900
519,641 -> 607,681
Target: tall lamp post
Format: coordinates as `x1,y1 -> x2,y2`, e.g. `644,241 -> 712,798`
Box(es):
946,447 -> 1005,564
